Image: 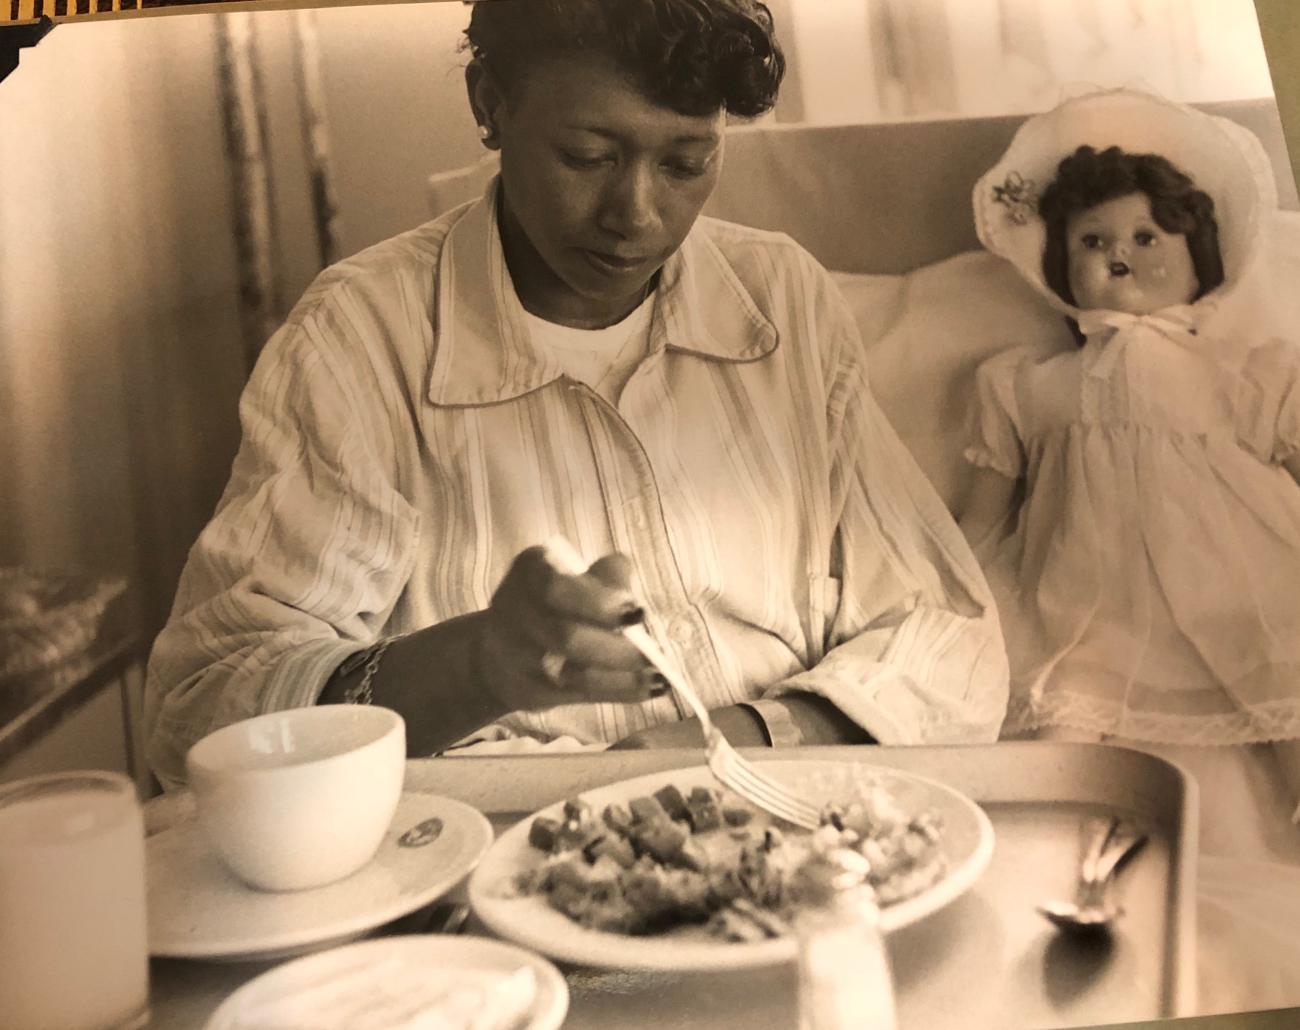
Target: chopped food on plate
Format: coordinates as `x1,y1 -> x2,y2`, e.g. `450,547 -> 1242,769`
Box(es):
512,779 -> 946,942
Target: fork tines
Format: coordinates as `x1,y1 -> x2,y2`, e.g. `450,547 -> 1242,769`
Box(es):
708,734 -> 821,830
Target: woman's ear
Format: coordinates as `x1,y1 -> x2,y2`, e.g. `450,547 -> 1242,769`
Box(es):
465,59 -> 504,151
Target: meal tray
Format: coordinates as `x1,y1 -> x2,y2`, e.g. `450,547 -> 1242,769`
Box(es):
408,741 -> 1197,1030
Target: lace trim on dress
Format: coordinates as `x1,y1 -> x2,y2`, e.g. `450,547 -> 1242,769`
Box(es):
1006,691 -> 1300,746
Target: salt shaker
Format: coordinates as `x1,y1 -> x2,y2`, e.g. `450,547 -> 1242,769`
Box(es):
795,845 -> 898,1030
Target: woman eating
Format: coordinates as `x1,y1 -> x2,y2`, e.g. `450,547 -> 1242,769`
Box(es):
143,0 -> 1007,790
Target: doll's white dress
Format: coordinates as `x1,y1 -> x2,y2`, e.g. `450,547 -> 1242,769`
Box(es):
966,325 -> 1300,749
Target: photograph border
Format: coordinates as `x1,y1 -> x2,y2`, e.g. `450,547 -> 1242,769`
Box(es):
4,2 -> 1300,1028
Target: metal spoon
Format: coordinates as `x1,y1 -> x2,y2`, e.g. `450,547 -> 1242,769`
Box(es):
383,899 -> 471,937
1038,816 -> 1149,934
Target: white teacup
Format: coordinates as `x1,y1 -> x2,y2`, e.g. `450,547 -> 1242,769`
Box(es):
186,706 -> 406,892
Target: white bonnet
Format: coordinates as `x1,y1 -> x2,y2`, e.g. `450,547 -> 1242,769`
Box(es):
972,88 -> 1278,316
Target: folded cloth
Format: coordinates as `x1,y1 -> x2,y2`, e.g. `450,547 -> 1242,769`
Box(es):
231,959 -> 537,1030
441,733 -> 609,757
0,567 -> 128,683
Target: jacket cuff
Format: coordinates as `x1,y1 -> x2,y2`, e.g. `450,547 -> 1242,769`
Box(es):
738,698 -> 803,748
261,638 -> 373,714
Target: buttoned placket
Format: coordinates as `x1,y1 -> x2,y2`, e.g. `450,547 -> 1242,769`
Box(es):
429,186 -> 780,738
563,373 -> 737,728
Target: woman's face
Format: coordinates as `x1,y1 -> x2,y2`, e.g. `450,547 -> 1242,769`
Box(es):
1065,192 -> 1199,315
483,55 -> 725,329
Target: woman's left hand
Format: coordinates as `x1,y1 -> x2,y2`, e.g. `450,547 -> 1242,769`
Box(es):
607,704 -> 769,750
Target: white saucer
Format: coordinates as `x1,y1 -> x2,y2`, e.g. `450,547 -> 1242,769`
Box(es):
147,792 -> 494,962
203,935 -> 568,1030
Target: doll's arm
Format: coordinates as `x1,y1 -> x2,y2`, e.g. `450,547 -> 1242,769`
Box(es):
958,467 -> 1020,564
1283,454 -> 1300,490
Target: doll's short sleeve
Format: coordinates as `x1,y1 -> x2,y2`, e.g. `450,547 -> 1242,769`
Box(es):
963,347 -> 1029,479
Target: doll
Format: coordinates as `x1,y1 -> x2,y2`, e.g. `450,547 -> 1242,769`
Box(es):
963,89 -> 1300,856
961,89 -> 1300,1011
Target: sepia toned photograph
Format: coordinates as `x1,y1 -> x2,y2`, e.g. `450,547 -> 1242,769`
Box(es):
2,1 -> 1300,1027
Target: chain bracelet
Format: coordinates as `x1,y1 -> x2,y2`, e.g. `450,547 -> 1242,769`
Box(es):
342,637 -> 393,706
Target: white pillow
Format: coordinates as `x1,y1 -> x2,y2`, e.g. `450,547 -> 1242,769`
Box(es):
835,251 -> 1074,515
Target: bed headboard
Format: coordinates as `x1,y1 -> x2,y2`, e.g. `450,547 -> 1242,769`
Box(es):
429,98 -> 1298,276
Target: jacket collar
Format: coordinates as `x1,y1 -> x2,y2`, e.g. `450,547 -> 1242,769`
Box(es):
427,177 -> 778,407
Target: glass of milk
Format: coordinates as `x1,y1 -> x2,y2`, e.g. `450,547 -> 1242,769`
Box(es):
0,771 -> 149,1030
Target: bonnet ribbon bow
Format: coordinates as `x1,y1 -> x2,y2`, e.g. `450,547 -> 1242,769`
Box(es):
1075,307 -> 1201,380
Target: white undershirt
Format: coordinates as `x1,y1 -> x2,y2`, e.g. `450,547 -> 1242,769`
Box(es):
522,292 -> 655,405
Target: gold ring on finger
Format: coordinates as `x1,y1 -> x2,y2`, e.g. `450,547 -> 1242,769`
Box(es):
540,650 -> 566,685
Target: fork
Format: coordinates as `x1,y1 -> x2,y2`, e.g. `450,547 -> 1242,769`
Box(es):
542,537 -> 823,830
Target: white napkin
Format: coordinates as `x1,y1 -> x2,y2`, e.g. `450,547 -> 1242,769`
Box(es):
230,958 -> 538,1030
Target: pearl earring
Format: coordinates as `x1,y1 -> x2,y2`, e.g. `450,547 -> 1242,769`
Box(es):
477,123 -> 494,142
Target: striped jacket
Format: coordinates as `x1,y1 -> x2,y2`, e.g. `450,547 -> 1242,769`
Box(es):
143,181 -> 1008,789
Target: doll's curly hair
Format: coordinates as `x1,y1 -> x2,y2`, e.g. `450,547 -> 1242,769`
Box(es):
462,0 -> 785,119
1038,145 -> 1225,312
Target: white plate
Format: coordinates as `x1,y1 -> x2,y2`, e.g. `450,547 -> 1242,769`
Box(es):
203,935 -> 568,1030
469,760 -> 994,971
148,792 -> 494,962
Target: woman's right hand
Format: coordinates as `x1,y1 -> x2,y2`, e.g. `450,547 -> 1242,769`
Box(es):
475,546 -> 665,712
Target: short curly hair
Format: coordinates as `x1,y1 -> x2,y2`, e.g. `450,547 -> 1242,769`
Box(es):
1039,144 -> 1224,311
463,0 -> 785,119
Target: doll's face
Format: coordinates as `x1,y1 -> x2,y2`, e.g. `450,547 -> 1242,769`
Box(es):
1065,192 -> 1199,315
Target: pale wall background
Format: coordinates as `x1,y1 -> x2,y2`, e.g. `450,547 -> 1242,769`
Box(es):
0,0 -> 1287,650
788,0 -> 1275,125
0,16 -> 246,639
